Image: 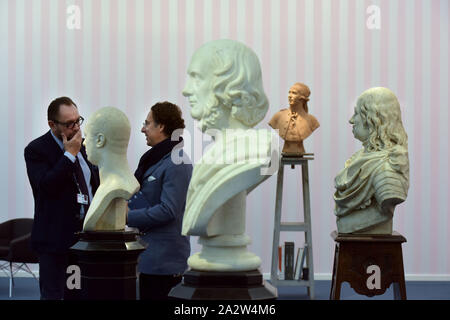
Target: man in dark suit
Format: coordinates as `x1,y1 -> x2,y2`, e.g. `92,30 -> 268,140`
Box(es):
24,97 -> 100,300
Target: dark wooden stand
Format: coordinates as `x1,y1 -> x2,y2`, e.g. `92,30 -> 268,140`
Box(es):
330,230 -> 407,300
169,269 -> 277,300
69,230 -> 145,300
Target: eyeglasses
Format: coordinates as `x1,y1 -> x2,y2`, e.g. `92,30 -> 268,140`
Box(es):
53,116 -> 84,129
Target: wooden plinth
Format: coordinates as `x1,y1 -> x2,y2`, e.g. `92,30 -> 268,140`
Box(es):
330,230 -> 407,300
69,230 -> 145,300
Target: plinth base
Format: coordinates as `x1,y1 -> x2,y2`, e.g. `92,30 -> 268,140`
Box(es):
168,269 -> 277,300
70,230 -> 145,300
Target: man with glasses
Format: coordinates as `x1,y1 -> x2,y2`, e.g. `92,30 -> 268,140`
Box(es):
24,96 -> 100,300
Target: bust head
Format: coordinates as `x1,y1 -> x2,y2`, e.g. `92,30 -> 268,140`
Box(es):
288,82 -> 310,112
350,87 -> 408,152
84,107 -> 131,166
182,39 -> 269,132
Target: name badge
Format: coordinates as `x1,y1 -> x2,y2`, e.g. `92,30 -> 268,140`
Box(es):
77,193 -> 89,205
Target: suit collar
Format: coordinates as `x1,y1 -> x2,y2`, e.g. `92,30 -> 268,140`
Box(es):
142,153 -> 171,180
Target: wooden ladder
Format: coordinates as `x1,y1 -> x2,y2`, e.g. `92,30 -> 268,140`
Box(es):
270,154 -> 315,299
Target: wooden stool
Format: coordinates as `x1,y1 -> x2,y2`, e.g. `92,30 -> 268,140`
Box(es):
330,230 -> 407,300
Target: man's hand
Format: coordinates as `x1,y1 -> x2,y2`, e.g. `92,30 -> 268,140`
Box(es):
62,130 -> 82,157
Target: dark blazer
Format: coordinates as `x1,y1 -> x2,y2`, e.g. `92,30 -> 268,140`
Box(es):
24,130 -> 100,253
127,152 -> 192,275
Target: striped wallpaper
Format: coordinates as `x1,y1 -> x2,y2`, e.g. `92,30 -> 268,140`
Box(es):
0,0 -> 448,277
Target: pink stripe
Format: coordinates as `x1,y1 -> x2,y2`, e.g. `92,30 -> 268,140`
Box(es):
429,0 -> 441,274
8,1 -> 16,221
313,0 -> 323,269
396,0 -> 407,238
126,0 -> 136,157
379,0 -> 389,87
90,0 -> 101,111
40,0 -> 50,104
330,0 -> 340,178
109,0 -> 118,105
194,0 -> 204,50
229,0 -> 237,40
413,0 -> 423,274
24,3 -> 33,146
346,0 -> 357,158
74,0 -> 83,108
57,0 -> 66,95
364,0 -> 372,89
279,0 -> 288,109
160,0 -> 169,99
448,0 -> 450,267
24,0 -> 33,219
143,0 -> 152,106
261,0 -> 271,104
212,0 -> 221,40
261,0 -> 272,259
177,0 -> 186,105
245,0 -> 254,47
296,0 -> 305,84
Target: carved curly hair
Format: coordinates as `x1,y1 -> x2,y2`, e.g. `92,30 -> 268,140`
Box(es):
198,39 -> 269,127
357,87 -> 408,152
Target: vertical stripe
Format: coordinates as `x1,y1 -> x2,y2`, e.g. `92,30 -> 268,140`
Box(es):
211,0 -> 221,41
429,0 -> 441,274
396,0 -> 407,235
143,0 -> 152,109
295,0 -> 305,85
229,0 -> 238,40
99,0 -> 110,105
160,0 -> 169,99
1,0 -> 9,221
8,0 -> 16,221
439,0 -> 449,274
413,0 -> 424,274
89,0 -> 100,113
117,0 -> 127,110
346,0 -> 357,158
126,0 -> 136,160
72,0 -> 83,110
364,0 -> 372,89
421,2 -> 433,273
109,0 -> 118,105
403,0 -> 416,273
245,0 -> 254,47
338,0 -> 349,170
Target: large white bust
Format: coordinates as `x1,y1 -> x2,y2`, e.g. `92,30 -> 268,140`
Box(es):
82,107 -> 140,231
181,39 -> 274,271
334,87 -> 409,234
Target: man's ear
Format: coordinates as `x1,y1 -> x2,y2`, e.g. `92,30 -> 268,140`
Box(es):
48,120 -> 56,131
96,133 -> 106,148
159,124 -> 165,135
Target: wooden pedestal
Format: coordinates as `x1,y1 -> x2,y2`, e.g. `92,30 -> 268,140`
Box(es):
330,230 -> 407,300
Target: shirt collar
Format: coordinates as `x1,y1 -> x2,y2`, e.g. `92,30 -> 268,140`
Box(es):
50,130 -> 64,150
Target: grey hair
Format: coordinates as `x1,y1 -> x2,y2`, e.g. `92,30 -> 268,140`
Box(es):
357,87 -> 408,152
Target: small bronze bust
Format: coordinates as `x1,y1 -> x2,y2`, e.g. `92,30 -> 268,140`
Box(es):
268,82 -> 320,155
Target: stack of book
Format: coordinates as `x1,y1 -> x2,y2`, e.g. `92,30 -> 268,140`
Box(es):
278,242 -> 308,280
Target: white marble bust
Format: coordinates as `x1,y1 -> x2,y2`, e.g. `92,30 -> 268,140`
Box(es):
82,107 -> 140,231
181,39 -> 274,271
334,87 -> 409,234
